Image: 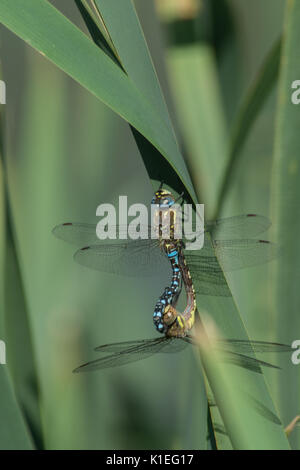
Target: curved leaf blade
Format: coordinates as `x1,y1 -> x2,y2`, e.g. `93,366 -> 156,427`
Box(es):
0,0 -> 196,201
0,137 -> 34,451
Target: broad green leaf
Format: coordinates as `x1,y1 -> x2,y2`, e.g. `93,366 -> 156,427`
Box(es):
4,217 -> 43,449
271,0 -> 300,450
195,311 -> 290,450
176,355 -> 209,449
75,0 -> 192,201
205,382 -> 232,449
0,68 -> 43,447
215,37 -> 281,217
94,0 -> 176,135
190,235 -> 290,449
0,368 -> 34,449
90,0 -> 196,200
74,0 -> 121,66
0,0 -> 196,201
0,121 -> 34,451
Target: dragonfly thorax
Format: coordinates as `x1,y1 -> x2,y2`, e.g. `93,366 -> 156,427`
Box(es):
152,188 -> 183,243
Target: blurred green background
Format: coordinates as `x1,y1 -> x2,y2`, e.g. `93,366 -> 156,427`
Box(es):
0,0 -> 299,449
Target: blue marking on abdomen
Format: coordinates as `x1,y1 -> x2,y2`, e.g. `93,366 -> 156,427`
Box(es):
168,250 -> 178,258
153,242 -> 182,333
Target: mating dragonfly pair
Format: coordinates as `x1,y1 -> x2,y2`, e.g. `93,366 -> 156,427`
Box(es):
53,187 -> 290,373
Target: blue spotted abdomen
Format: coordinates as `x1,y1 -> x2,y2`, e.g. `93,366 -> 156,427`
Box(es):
153,247 -> 181,333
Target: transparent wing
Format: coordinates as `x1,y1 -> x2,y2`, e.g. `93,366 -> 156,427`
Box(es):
185,238 -> 278,273
205,214 -> 271,240
186,335 -> 291,354
53,214 -> 271,247
223,351 -> 280,373
213,239 -> 279,271
185,335 -> 291,372
74,239 -> 168,276
95,337 -> 187,353
184,214 -> 271,240
94,338 -> 162,353
220,339 -> 292,354
52,222 -> 153,247
53,222 -> 171,276
221,340 -> 291,371
184,237 -> 279,296
73,337 -> 187,372
53,223 -> 100,246
53,219 -> 276,282
190,270 -> 231,297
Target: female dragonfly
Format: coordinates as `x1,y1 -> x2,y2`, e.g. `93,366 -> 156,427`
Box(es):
53,186 -> 289,373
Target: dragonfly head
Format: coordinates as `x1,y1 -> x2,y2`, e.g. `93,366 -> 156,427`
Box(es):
151,189 -> 176,208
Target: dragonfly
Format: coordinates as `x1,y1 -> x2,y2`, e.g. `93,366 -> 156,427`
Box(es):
53,188 -> 284,373
52,213 -> 278,298
72,333 -> 292,373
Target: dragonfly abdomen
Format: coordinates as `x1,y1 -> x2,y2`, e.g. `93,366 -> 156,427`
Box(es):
178,252 -> 196,332
153,245 -> 181,333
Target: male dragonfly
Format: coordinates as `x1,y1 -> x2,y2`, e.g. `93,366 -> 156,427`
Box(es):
53,213 -> 278,297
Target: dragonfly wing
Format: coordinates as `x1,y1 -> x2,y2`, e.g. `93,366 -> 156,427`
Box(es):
73,239 -> 169,277
95,337 -> 188,354
244,394 -> 282,425
74,337 -> 182,372
185,238 -> 279,274
73,349 -> 157,372
205,214 -> 271,240
223,351 -> 280,373
95,338 -> 163,353
157,338 -> 189,353
213,239 -> 279,271
53,223 -> 99,246
186,267 -> 231,297
186,335 -> 286,372
184,214 -> 271,241
187,335 -> 291,353
219,339 -> 292,354
184,238 -> 231,296
182,336 -> 197,345
52,223 -> 153,247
